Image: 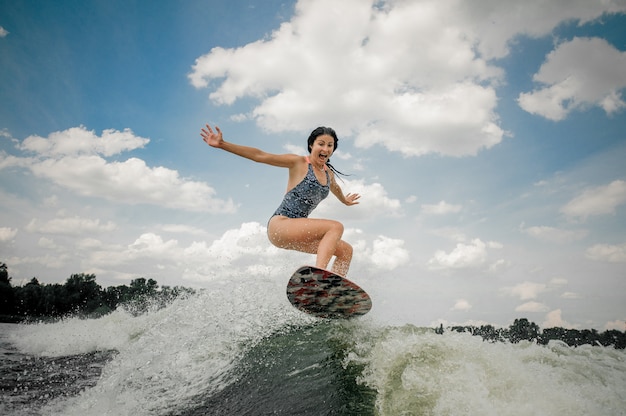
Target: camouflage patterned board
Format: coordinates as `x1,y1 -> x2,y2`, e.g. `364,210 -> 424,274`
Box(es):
286,266 -> 372,319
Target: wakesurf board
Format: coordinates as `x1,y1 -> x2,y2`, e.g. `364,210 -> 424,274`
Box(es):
286,265 -> 372,319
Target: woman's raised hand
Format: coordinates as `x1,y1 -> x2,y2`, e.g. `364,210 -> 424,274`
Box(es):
344,193 -> 361,206
201,124 -> 223,148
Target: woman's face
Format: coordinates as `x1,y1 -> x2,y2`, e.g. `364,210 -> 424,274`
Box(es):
309,134 -> 335,164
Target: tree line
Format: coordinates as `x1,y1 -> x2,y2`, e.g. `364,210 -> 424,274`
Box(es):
441,317 -> 626,349
2,262 -> 624,350
0,262 -> 194,322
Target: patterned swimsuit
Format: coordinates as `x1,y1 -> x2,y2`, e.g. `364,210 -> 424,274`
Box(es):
272,158 -> 330,219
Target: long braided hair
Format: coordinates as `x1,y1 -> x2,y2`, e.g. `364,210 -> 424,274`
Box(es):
306,126 -> 348,177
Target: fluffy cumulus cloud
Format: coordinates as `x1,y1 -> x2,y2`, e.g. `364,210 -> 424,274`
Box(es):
315,178 -> 403,220
443,0 -> 626,60
0,126 -> 236,213
189,0 -> 505,157
366,235 -> 410,270
452,299 -> 472,311
19,127 -> 149,157
586,243 -> 626,263
501,281 -> 547,301
428,238 -> 502,270
0,227 -> 18,242
74,222 -> 283,283
561,180 -> 626,221
189,0 -> 625,157
518,37 -> 626,120
97,223 -> 400,282
543,309 -> 575,329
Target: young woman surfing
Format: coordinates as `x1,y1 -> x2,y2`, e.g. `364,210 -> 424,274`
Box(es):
201,124 -> 360,276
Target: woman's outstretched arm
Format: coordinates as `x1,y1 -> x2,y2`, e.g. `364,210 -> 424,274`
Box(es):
201,124 -> 299,168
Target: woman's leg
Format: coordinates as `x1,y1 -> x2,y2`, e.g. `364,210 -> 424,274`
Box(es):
268,216 -> 353,276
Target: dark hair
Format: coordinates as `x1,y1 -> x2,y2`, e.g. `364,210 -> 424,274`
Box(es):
306,126 -> 348,177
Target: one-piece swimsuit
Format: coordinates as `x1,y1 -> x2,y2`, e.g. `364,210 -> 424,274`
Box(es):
271,157 -> 330,219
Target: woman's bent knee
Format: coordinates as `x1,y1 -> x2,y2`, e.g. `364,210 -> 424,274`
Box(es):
338,241 -> 353,259
329,220 -> 344,236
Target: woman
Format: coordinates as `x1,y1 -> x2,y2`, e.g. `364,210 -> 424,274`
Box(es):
201,124 -> 360,276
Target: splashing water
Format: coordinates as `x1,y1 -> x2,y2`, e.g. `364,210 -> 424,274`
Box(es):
3,273 -> 625,416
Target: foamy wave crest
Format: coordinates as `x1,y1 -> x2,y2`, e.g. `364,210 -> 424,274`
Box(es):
345,325 -> 626,416
17,273 -> 312,416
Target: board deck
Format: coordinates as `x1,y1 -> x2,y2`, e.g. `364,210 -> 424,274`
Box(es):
286,265 -> 372,319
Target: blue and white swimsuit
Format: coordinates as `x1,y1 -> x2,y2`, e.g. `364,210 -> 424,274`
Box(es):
272,157 -> 330,219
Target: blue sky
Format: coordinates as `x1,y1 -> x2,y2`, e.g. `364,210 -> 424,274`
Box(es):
1,0 -> 625,330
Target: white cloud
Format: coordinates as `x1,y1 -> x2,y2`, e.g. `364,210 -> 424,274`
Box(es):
0,26 -> 8,38
520,223 -> 588,243
561,292 -> 582,300
515,301 -> 549,313
0,227 -> 18,242
35,156 -> 236,212
549,277 -> 568,287
518,37 -> 626,120
0,127 -> 237,213
127,233 -> 180,259
189,0 -> 505,157
543,309 -> 575,329
76,238 -> 104,251
26,216 -> 116,236
43,195 -> 59,208
502,281 -> 547,301
37,237 -> 57,250
586,243 -> 626,263
489,259 -> 508,272
366,235 -> 410,270
452,299 -> 472,311
561,180 -> 626,220
179,222 -> 286,282
428,238 -> 502,270
451,0 -> 626,59
189,0 -> 626,157
604,320 -> 626,331
20,126 -> 149,157
38,220 -> 370,284
282,143 -> 307,155
77,222 -> 279,282
7,253 -> 71,271
86,233 -> 179,271
315,178 -> 403,220
421,201 -> 462,215
159,224 -> 206,235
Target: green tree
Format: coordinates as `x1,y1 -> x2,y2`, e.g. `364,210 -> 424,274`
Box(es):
40,283 -> 68,316
129,277 -> 158,297
509,318 -> 540,343
600,329 -> 626,349
539,327 -> 566,345
0,262 -> 16,316
15,277 -> 43,316
103,285 -> 128,309
64,273 -> 103,313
